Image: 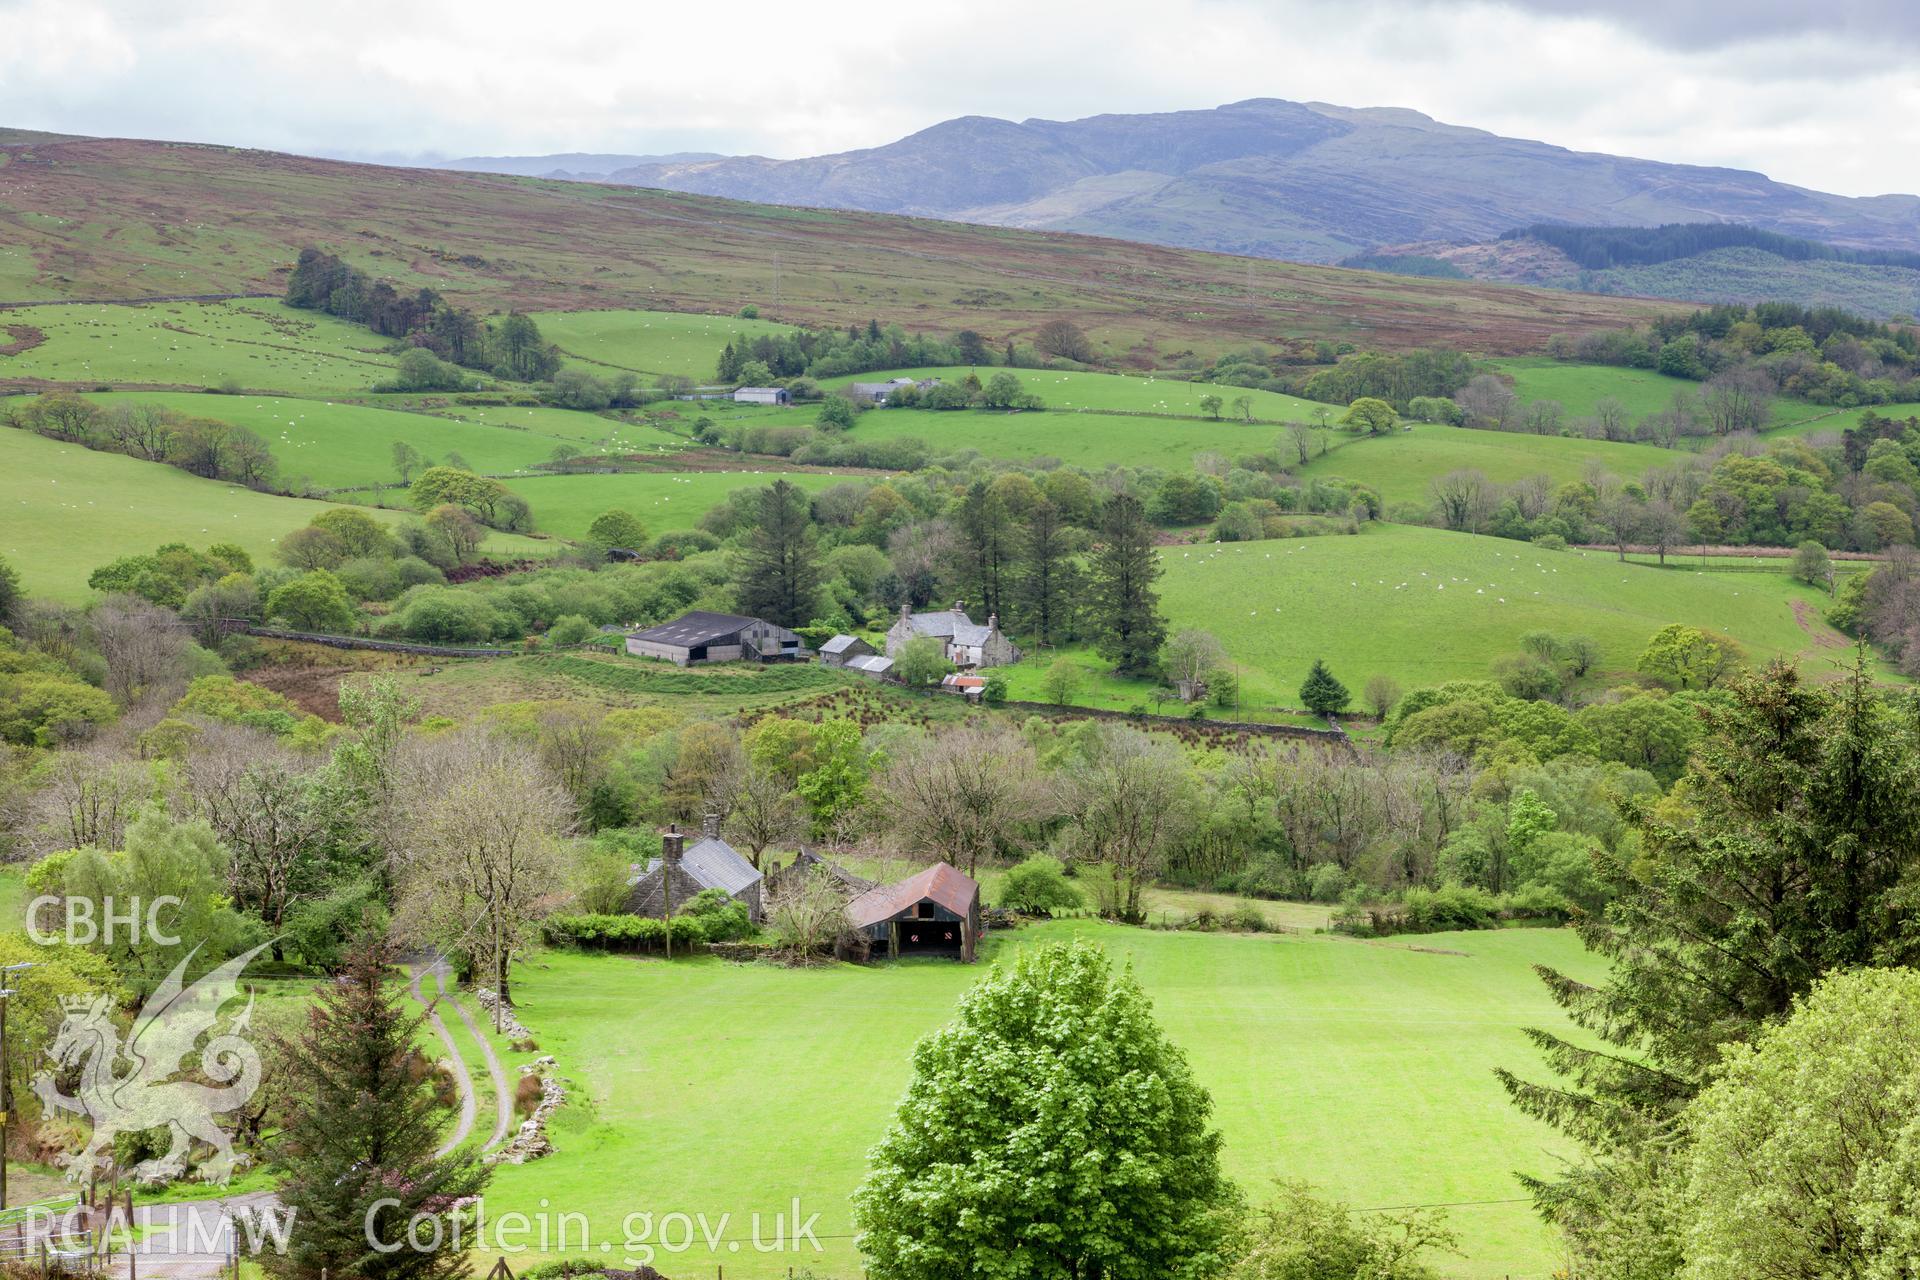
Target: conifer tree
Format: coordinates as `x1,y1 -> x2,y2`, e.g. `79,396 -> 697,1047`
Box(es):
266,938 -> 488,1280
737,479 -> 823,628
1086,493 -> 1165,674
1298,659 -> 1350,715
1013,498 -> 1080,646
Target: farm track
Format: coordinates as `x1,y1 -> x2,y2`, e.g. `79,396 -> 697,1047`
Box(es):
410,959 -> 479,1155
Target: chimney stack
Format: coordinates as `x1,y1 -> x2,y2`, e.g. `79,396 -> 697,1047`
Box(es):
987,613 -> 999,634
954,599 -> 966,615
662,825 -> 684,864
702,812 -> 721,841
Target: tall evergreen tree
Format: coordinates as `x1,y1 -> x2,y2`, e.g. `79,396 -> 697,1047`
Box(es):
737,479 -> 823,628
956,480 -> 1016,620
1498,653 -> 1920,1276
1013,499 -> 1079,646
1298,660 -> 1350,715
1087,493 -> 1165,675
267,938 -> 488,1280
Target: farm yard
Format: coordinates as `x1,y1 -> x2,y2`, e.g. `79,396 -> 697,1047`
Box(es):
485,920 -> 1600,1280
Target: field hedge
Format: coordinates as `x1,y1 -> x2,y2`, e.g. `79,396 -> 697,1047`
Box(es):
541,913 -> 710,950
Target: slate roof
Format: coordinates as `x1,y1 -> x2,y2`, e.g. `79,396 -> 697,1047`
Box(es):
846,861 -> 980,930
845,654 -> 894,675
820,634 -> 862,655
634,836 -> 763,897
628,611 -> 767,648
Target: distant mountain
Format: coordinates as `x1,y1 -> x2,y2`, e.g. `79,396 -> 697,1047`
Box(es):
1355,224 -> 1920,319
549,99 -> 1920,265
428,151 -> 723,180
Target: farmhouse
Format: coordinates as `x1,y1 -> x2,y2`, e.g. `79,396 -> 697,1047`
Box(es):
732,386 -> 790,405
817,634 -> 876,667
847,377 -> 940,406
625,611 -> 804,666
626,816 -> 765,922
845,861 -> 983,961
884,601 -> 1021,669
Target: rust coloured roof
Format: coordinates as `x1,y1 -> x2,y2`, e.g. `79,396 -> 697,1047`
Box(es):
845,861 -> 980,929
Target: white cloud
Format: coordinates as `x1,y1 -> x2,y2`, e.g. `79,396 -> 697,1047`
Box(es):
0,0 -> 1912,196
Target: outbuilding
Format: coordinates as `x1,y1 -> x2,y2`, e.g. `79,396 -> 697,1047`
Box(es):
845,861 -> 983,961
733,386 -> 790,405
625,611 -> 804,666
818,634 -> 876,667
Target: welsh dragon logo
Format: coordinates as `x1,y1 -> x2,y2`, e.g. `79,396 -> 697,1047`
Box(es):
33,942 -> 270,1185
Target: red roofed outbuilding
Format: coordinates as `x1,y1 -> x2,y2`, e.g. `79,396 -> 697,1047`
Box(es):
845,861 -> 983,962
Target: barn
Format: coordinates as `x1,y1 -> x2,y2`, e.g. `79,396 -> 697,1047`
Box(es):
845,862 -> 983,962
624,611 -> 804,666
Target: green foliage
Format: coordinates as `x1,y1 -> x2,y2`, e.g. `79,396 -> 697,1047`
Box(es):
894,634 -> 953,687
583,509 -> 647,552
88,541 -> 253,609
1233,1179 -> 1457,1280
379,347 -> 470,393
53,809 -> 265,993
539,913 -> 708,951
265,569 -> 358,633
1678,967 -> 1920,1280
1298,659 -> 1350,715
1088,493 -> 1167,675
793,718 -> 876,838
1636,624 -> 1741,690
736,479 -> 824,629
1339,396 -> 1400,434
853,940 -> 1240,1280
996,856 -> 1085,915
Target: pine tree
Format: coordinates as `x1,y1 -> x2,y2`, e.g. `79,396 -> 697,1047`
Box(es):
955,480 -> 1015,620
1013,499 -> 1079,646
1298,659 -> 1350,715
1497,653 -> 1920,1274
737,479 -> 823,628
267,938 -> 488,1280
1087,493 -> 1165,675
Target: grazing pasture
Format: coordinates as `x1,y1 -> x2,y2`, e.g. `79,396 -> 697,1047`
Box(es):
999,524 -> 1847,708
1295,422 -> 1677,507
484,920 -> 1600,1280
534,309 -> 800,380
825,366 -> 1334,420
0,300 -> 393,393
1491,356 -> 1810,429
0,427 -> 550,600
496,469 -> 848,540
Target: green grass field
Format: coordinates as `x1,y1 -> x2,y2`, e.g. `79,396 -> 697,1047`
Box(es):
1000,524 -> 1850,707
533,309 -> 800,381
0,427 -> 551,600
826,366 -> 1335,420
485,920 -> 1599,1279
84,392 -> 573,490
1297,421 -> 1676,507
497,469 -> 848,540
0,300 -> 394,393
1492,356 -> 1812,429
1763,401 -> 1920,440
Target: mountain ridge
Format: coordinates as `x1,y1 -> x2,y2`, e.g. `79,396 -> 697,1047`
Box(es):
462,98 -> 1920,264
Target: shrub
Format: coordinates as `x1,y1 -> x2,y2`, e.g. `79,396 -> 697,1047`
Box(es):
1307,863 -> 1349,904
540,913 -> 706,951
547,614 -> 597,646
997,857 -> 1085,915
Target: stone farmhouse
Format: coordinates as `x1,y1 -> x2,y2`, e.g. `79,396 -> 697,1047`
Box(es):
625,611 -> 804,666
625,816 -> 765,922
884,601 -> 1021,669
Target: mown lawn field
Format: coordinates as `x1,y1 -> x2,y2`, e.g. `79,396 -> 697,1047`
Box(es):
485,920 -> 1600,1279
0,428 -> 552,600
1491,356 -> 1812,429
533,309 -> 800,381
497,469 -> 848,540
1296,421 -> 1676,507
0,300 -> 394,393
1000,524 -> 1850,706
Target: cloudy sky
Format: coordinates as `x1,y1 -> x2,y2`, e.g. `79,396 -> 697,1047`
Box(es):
2,0 -> 1915,196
